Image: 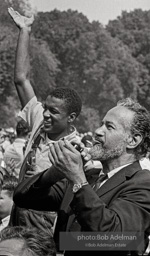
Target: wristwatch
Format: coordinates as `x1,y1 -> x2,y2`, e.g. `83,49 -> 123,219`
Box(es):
72,181 -> 89,193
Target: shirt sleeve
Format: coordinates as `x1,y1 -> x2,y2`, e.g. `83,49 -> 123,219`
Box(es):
18,96 -> 44,130
13,172 -> 68,211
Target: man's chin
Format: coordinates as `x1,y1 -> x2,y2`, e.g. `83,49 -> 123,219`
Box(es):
89,145 -> 103,159
43,126 -> 53,133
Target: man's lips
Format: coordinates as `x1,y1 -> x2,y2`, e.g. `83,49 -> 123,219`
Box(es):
44,121 -> 52,127
93,138 -> 103,146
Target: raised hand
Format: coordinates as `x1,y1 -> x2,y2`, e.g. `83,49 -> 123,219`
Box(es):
8,7 -> 34,29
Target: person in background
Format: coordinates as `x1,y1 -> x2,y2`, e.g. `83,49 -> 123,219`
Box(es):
0,175 -> 18,232
2,134 -> 11,153
0,130 -> 12,172
0,226 -> 56,256
8,7 -> 82,236
4,119 -> 30,178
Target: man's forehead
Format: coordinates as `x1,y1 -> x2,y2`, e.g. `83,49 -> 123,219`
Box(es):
104,106 -> 134,125
45,95 -> 66,107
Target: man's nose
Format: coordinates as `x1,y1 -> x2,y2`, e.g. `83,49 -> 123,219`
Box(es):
43,109 -> 51,117
95,126 -> 104,136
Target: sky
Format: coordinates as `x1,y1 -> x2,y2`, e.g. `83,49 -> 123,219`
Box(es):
29,0 -> 150,25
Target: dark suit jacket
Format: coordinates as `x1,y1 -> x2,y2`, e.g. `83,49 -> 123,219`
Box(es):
13,161 -> 150,255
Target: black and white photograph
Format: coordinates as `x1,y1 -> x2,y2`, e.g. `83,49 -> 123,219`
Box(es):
0,1 -> 150,255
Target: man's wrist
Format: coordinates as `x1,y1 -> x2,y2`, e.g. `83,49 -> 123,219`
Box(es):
20,26 -> 31,33
72,181 -> 89,193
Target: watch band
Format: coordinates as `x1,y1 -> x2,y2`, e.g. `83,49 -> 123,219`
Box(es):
72,181 -> 89,193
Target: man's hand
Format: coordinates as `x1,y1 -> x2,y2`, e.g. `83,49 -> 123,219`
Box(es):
8,7 -> 34,30
48,139 -> 87,184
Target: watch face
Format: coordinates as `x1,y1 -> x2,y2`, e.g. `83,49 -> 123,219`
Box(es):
73,184 -> 81,193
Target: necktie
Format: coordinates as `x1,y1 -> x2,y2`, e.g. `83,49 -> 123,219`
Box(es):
93,173 -> 108,191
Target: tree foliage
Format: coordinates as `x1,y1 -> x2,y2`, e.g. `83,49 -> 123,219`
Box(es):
0,0 -> 59,127
107,9 -> 150,108
1,2 -> 150,132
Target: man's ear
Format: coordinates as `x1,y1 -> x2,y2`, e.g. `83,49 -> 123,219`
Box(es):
68,112 -> 77,123
126,134 -> 143,149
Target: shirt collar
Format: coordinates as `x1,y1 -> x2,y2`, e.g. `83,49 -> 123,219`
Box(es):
1,215 -> 10,225
107,163 -> 133,179
40,126 -> 77,144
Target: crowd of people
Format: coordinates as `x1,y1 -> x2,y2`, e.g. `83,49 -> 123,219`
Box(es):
0,6 -> 150,256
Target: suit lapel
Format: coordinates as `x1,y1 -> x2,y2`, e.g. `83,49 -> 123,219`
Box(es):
86,168 -> 101,184
96,161 -> 142,197
61,162 -> 142,209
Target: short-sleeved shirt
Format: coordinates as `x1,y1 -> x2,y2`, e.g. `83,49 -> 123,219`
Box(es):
18,96 -> 78,180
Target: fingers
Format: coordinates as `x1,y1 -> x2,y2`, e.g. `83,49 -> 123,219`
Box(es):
81,151 -> 91,162
48,142 -> 64,165
63,139 -> 79,153
48,143 -> 58,165
8,7 -> 14,18
15,11 -> 21,16
8,7 -> 34,19
48,140 -> 74,164
48,140 -> 81,171
8,7 -> 18,18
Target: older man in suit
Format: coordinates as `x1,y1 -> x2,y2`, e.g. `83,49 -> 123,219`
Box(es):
13,98 -> 150,256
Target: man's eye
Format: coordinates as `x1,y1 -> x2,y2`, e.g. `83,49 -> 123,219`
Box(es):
107,125 -> 113,130
50,109 -> 58,114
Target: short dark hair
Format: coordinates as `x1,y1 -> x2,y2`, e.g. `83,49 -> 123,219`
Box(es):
49,87 -> 82,117
0,226 -> 56,256
117,98 -> 150,157
2,175 -> 18,198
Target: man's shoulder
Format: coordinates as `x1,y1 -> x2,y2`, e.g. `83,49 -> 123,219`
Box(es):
18,96 -> 43,130
116,161 -> 150,184
133,167 -> 150,185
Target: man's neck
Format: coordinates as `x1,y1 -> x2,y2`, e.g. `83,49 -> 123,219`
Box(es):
47,126 -> 75,141
102,154 -> 137,174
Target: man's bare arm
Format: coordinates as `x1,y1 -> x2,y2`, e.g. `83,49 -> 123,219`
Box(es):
8,7 -> 35,108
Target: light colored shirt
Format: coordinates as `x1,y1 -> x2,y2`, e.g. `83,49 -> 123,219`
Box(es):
140,157 -> 150,171
18,96 -> 78,180
99,163 -> 133,188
